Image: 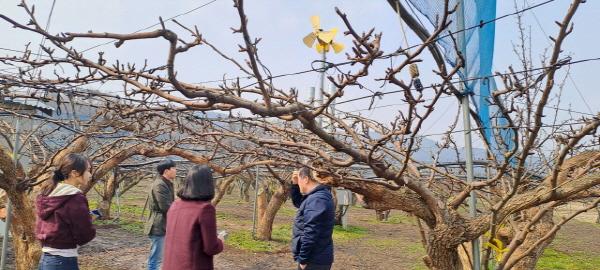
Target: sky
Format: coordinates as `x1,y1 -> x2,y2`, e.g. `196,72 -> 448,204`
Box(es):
1,0 -> 598,147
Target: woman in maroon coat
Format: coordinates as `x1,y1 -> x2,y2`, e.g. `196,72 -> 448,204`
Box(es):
163,165 -> 224,270
36,153 -> 96,270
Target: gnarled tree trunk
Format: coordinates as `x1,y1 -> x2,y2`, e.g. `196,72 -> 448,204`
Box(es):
97,172 -> 117,219
332,190 -> 344,226
8,191 -> 41,270
375,209 -> 390,221
255,182 -> 290,241
239,179 -> 251,202
507,208 -> 556,270
256,184 -> 269,221
212,176 -> 236,206
426,240 -> 462,270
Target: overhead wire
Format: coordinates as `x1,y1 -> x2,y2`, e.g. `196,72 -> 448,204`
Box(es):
2,0 -> 560,87
1,54 -> 599,120
0,0 -> 219,73
335,57 -> 600,106
523,0 -> 594,114
236,0 -> 561,90
80,0 -> 219,53
2,0 -> 595,125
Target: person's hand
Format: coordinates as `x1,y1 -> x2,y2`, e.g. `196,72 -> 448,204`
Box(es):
89,209 -> 102,221
299,264 -> 307,269
218,230 -> 228,241
292,170 -> 299,185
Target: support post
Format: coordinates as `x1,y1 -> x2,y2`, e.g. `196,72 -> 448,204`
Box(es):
251,166 -> 260,239
114,167 -> 121,220
457,1 -> 481,269
329,83 -> 336,132
317,51 -> 326,128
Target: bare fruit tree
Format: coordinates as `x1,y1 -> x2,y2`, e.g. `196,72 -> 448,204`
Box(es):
0,93 -> 281,269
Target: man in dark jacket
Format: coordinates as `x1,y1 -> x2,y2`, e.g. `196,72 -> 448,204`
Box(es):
144,159 -> 176,270
291,167 -> 335,270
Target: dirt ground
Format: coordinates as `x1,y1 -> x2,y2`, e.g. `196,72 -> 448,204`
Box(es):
4,182 -> 600,269
78,197 -> 428,270
74,192 -> 600,270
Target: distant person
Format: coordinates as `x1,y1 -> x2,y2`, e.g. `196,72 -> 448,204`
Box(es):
36,153 -> 96,270
291,167 -> 335,270
144,159 -> 176,270
162,165 -> 225,270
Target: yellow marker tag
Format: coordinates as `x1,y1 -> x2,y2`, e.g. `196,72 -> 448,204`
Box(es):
483,238 -> 509,261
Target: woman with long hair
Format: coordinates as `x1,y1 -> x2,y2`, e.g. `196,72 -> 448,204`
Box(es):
36,153 -> 96,270
162,165 -> 224,270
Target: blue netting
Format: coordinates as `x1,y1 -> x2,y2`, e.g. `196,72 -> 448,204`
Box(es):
406,0 -> 513,159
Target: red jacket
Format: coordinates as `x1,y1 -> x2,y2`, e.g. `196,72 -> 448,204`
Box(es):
163,200 -> 223,270
35,190 -> 96,249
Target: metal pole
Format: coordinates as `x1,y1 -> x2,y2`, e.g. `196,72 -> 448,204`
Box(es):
342,205 -> 348,229
1,117 -> 19,270
329,83 -> 336,133
114,167 -> 121,220
309,87 -> 316,106
457,1 -> 481,269
251,166 -> 260,239
317,51 -> 326,128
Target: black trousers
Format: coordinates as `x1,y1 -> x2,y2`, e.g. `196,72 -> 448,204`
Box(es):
297,263 -> 332,270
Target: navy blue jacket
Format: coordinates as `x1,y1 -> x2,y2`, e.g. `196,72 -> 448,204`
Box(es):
291,184 -> 335,265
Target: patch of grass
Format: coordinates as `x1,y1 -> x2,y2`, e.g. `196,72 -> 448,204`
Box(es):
362,213 -> 414,225
365,239 -> 424,255
228,224 -> 365,252
271,224 -> 292,242
411,264 -> 428,270
537,248 -> 600,270
93,218 -> 144,234
120,220 -> 144,234
406,243 -> 426,270
122,194 -> 147,201
332,225 -> 367,242
276,207 -> 296,218
227,230 -> 288,252
88,201 -> 98,209
118,204 -> 145,216
216,212 -> 252,225
216,212 -> 236,220
365,238 -> 398,250
93,219 -> 116,226
386,214 -> 415,224
376,214 -> 414,225
365,239 -> 426,270
405,242 -> 425,255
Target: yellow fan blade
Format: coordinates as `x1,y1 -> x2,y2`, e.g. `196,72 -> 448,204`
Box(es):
303,33 -> 317,48
310,15 -> 321,32
331,41 -> 344,53
315,42 -> 329,53
316,27 -> 338,44
330,27 -> 338,38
